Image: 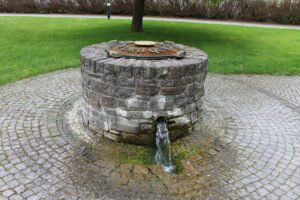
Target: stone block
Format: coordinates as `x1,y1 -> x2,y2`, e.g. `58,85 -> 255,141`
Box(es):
156,67 -> 168,79
185,103 -> 197,113
120,132 -> 155,145
186,65 -> 196,76
185,84 -> 197,97
173,95 -> 188,107
191,111 -> 198,123
95,119 -> 109,131
110,116 -> 140,133
139,123 -> 154,133
133,60 -> 144,78
92,81 -> 110,96
119,65 -> 133,78
179,65 -> 187,77
116,108 -> 152,119
95,60 -> 105,73
161,86 -> 185,95
113,87 -> 135,99
136,82 -> 159,96
122,98 -> 149,111
196,85 -> 205,96
116,78 -> 135,87
84,57 -> 91,70
90,58 -> 99,73
143,67 -> 156,79
160,79 -> 178,87
168,67 -> 178,79
88,93 -> 101,110
100,95 -> 116,108
177,77 -> 194,85
149,95 -> 174,110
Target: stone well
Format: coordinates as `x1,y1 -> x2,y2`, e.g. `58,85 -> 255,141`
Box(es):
80,41 -> 208,145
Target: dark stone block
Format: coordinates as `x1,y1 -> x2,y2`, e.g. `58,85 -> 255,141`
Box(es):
156,67 -> 168,79
179,65 -> 187,77
95,61 -> 104,73
104,63 -> 116,76
119,66 -> 133,78
101,95 -> 116,108
186,65 -> 196,76
84,57 -> 91,70
126,99 -> 149,111
168,67 -> 178,79
134,67 -> 143,78
174,95 -> 188,107
143,67 -> 156,79
185,84 -> 197,97
113,87 -> 134,99
160,79 -> 178,87
177,77 -> 194,85
117,99 -> 127,108
104,107 -> 117,116
93,81 -> 110,96
161,86 -> 185,95
88,93 -> 101,110
149,98 -> 174,110
136,83 -> 158,96
116,78 -> 135,87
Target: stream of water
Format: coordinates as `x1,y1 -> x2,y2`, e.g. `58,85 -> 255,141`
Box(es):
155,118 -> 174,174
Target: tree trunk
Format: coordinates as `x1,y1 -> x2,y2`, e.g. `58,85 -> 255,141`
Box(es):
131,0 -> 145,32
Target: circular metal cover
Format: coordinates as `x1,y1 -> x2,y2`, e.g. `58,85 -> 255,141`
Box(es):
107,41 -> 186,60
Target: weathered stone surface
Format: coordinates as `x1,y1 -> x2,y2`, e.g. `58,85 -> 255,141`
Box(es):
161,86 -> 185,95
0,69 -> 300,199
143,66 -> 156,79
185,84 -> 197,97
81,41 -> 208,145
136,82 -> 159,96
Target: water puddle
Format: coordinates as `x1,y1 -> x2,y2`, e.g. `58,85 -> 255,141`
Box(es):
56,99 -> 240,199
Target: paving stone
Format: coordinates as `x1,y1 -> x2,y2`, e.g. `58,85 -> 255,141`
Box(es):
2,190 -> 14,197
0,69 -> 299,199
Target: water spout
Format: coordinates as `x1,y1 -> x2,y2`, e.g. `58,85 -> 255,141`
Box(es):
155,117 -> 174,174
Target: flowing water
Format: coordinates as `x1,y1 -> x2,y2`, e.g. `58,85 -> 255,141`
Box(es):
155,118 -> 174,174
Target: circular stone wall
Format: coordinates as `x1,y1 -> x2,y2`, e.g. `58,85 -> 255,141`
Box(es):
80,41 -> 208,145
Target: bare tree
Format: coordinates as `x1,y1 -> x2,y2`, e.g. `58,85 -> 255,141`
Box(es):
131,0 -> 145,32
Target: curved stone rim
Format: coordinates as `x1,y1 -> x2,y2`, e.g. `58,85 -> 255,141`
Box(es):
80,41 -> 208,68
80,41 -> 208,145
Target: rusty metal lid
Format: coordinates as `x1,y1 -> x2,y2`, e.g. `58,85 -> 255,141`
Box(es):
107,41 -> 186,60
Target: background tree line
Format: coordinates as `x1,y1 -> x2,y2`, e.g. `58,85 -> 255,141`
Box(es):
0,0 -> 299,24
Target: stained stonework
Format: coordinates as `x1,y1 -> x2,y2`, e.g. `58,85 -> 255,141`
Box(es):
80,41 -> 208,145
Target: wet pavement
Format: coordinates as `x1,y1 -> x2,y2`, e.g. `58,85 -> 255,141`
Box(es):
0,69 -> 299,199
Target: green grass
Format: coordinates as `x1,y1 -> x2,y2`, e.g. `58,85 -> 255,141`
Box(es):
172,147 -> 198,174
114,142 -> 199,174
0,17 -> 299,85
115,144 -> 156,165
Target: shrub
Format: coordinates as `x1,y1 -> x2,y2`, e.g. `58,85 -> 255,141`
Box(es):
0,0 -> 299,24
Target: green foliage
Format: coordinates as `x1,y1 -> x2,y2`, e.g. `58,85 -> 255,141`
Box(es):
0,17 -> 299,85
1,0 -> 299,24
208,0 -> 224,6
172,147 -> 198,174
115,144 -> 155,165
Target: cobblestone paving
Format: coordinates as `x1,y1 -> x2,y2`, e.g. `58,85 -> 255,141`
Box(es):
0,69 -> 299,200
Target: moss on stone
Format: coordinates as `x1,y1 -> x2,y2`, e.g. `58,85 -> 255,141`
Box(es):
172,146 -> 198,174
115,144 -> 156,165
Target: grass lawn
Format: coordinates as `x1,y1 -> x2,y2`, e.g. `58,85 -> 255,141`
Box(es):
0,17 -> 299,85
